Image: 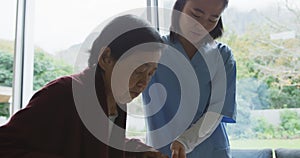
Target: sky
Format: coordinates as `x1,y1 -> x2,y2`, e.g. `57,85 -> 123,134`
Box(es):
229,0 -> 276,11
0,0 -> 299,54
0,0 -> 17,42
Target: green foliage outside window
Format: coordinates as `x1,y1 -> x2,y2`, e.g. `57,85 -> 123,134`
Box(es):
223,2 -> 299,140
0,103 -> 9,118
279,110 -> 300,138
0,51 -> 14,87
33,49 -> 73,90
228,109 -> 300,139
0,41 -> 73,117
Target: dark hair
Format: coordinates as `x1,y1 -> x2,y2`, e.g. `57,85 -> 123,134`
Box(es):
88,14 -> 164,67
170,0 -> 229,42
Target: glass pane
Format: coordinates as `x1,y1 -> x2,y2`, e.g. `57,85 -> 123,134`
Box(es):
0,0 -> 17,124
158,0 -> 300,150
223,0 -> 300,149
157,0 -> 174,35
33,0 -> 147,91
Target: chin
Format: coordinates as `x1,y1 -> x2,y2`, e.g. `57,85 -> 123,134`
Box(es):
117,98 -> 132,104
131,92 -> 140,98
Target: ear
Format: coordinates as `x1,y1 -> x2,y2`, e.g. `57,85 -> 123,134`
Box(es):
98,47 -> 115,71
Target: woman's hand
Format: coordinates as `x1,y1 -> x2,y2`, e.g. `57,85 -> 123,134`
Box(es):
170,141 -> 186,158
125,138 -> 168,158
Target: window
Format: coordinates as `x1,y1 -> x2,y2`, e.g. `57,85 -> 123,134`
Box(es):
223,0 -> 300,149
0,0 -> 152,139
0,0 -> 17,125
32,0 -> 147,93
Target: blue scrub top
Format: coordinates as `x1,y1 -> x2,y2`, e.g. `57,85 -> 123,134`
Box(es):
142,35 -> 237,158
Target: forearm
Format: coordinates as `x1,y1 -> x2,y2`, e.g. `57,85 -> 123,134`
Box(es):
176,111 -> 222,153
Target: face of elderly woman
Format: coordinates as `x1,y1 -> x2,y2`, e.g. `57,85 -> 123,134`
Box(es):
99,47 -> 161,104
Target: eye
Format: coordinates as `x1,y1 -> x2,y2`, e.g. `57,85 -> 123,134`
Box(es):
208,16 -> 220,23
208,19 -> 217,23
209,18 -> 219,23
133,70 -> 143,76
148,68 -> 157,77
132,66 -> 147,77
191,12 -> 201,18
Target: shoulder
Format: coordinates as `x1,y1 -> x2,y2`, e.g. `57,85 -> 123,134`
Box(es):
215,42 -> 235,63
41,66 -> 95,93
38,68 -> 93,97
161,34 -> 172,44
216,42 -> 231,53
41,76 -> 73,93
29,76 -> 74,105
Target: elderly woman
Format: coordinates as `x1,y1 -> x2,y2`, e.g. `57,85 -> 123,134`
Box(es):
0,15 -> 167,158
